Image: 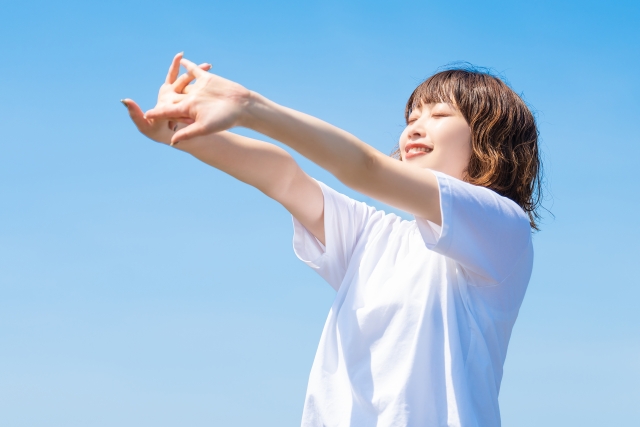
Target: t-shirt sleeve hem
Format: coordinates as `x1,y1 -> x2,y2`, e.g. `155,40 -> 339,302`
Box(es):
290,180 -> 343,291
292,214 -> 326,269
415,170 -> 454,254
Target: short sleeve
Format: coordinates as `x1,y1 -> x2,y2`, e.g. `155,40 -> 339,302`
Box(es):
292,181 -> 377,291
415,171 -> 532,285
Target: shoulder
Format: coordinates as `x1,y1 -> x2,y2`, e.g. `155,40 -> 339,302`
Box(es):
434,171 -> 530,227
422,171 -> 532,284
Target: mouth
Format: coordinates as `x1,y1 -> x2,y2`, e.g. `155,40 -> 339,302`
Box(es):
405,143 -> 433,159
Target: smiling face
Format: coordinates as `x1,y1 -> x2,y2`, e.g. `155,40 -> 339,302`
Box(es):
396,68 -> 543,228
399,102 -> 472,180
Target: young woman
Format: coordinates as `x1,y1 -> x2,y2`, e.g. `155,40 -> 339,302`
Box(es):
123,53 -> 542,427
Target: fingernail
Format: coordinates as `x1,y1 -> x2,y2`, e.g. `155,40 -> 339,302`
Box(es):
120,99 -> 128,107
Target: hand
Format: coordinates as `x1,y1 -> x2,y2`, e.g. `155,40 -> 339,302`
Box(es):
144,56 -> 251,144
123,53 -> 211,145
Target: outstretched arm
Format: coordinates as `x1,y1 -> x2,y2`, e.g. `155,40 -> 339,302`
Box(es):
145,57 -> 442,225
242,94 -> 442,225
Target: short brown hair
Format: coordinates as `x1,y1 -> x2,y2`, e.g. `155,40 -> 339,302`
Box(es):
392,67 -> 543,229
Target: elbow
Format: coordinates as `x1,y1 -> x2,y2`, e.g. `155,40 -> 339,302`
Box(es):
334,147 -> 381,190
261,155 -> 300,202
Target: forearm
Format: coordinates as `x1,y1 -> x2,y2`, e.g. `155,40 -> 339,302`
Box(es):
175,131 -> 298,199
242,93 -> 378,189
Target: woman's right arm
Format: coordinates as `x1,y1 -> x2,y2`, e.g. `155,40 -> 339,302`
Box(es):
123,97 -> 325,244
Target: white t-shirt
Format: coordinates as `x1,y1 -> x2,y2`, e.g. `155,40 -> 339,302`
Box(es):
292,170 -> 533,427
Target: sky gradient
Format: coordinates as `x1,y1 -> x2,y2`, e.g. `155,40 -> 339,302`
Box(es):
1,0 -> 639,425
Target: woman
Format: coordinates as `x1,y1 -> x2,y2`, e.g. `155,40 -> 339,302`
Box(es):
123,52 -> 542,426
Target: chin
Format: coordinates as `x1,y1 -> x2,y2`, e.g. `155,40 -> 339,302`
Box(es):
405,156 -> 434,169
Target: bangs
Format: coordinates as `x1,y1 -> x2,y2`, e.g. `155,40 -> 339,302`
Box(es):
404,67 -> 498,124
405,73 -> 460,122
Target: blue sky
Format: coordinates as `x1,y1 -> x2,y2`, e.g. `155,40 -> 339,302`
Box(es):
1,0 -> 639,425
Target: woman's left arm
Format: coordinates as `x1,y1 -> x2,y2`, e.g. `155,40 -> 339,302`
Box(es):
145,58 -> 442,225
243,93 -> 442,224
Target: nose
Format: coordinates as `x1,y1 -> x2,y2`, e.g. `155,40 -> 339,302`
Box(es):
407,120 -> 424,140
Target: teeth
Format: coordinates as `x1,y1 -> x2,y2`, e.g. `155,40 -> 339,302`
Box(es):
408,147 -> 431,153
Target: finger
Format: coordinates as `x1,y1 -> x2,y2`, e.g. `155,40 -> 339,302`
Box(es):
183,67 -> 209,94
122,99 -> 150,130
145,103 -> 188,120
174,63 -> 211,93
180,58 -> 208,78
165,52 -> 184,84
171,121 -> 209,145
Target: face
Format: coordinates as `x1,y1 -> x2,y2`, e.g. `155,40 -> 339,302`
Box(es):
399,102 -> 472,180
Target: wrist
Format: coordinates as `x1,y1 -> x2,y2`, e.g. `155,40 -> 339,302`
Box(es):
238,90 -> 269,131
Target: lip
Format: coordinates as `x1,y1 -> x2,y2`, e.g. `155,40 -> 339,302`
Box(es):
404,142 -> 433,159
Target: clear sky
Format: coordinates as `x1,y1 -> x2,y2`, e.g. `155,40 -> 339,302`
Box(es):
1,0 -> 638,425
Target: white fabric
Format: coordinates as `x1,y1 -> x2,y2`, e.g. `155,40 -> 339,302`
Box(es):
292,171 -> 533,427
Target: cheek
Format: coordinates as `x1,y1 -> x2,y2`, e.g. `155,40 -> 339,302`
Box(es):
445,121 -> 469,140
458,127 -> 472,156
432,122 -> 472,177
442,123 -> 471,155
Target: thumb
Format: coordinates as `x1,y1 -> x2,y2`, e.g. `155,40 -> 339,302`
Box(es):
171,121 -> 208,145
122,99 -> 149,130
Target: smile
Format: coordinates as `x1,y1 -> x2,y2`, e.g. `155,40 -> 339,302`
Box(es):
405,143 -> 433,159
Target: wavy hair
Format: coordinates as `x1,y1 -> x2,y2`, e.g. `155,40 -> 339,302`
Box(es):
392,67 -> 544,229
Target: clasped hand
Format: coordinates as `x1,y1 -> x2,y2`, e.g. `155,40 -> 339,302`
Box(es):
124,52 -> 250,146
